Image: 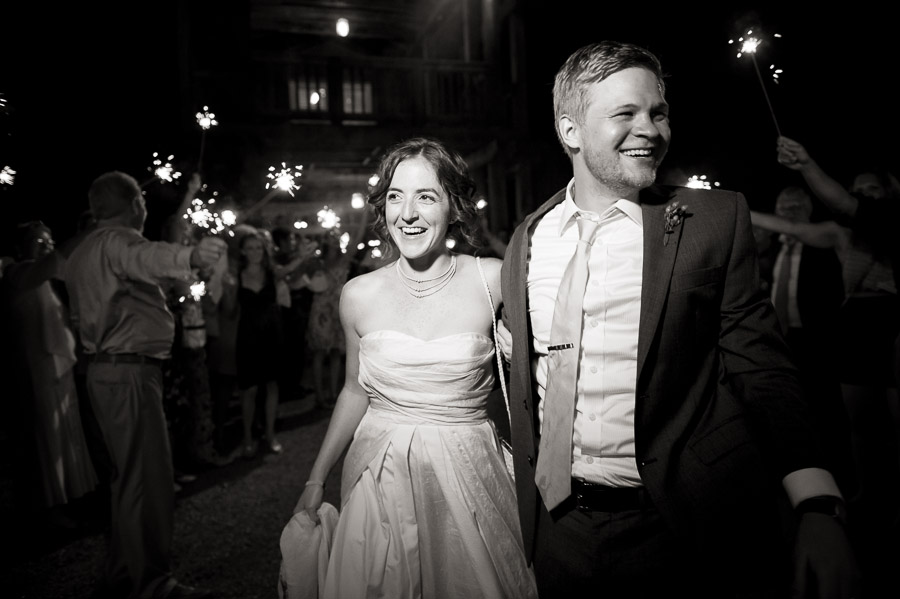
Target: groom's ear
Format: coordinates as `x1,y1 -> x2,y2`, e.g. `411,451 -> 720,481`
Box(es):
558,115 -> 580,153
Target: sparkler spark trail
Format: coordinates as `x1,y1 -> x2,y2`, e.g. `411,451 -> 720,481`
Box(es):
729,29 -> 782,136
0,165 -> 16,185
769,64 -> 783,84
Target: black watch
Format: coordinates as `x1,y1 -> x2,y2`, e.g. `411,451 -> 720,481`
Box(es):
794,495 -> 848,527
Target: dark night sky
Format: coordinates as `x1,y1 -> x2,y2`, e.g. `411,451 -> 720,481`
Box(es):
1,3 -> 897,252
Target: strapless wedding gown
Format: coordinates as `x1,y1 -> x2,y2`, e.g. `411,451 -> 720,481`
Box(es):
323,330 -> 538,599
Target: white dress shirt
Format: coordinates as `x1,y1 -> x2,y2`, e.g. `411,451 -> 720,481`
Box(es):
527,179 -> 643,487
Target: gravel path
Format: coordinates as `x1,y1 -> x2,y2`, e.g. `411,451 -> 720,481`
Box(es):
4,395 -> 899,598
1,399 -> 343,599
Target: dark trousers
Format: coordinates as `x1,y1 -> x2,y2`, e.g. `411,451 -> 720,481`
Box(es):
533,495 -> 787,599
87,362 -> 174,599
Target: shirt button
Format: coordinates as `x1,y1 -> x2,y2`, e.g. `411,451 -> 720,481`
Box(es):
591,320 -> 599,328
590,366 -> 598,374
588,413 -> 597,421
585,456 -> 594,464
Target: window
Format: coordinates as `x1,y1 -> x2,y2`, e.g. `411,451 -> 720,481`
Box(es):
342,66 -> 373,115
289,63 -> 328,113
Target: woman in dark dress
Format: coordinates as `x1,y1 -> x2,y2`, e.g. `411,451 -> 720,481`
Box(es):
236,231 -> 287,456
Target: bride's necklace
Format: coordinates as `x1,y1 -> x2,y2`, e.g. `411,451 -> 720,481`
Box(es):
396,255 -> 457,299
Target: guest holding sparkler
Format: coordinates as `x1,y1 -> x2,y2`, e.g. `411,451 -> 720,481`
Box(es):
63,171 -> 225,599
775,136 -> 900,587
159,173 -> 235,480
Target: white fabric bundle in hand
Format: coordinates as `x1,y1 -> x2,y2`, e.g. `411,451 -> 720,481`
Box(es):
278,503 -> 340,599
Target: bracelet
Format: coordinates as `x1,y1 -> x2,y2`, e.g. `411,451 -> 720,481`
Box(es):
305,480 -> 325,488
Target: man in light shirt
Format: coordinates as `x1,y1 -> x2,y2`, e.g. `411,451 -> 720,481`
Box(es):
500,41 -> 859,598
64,171 -> 225,599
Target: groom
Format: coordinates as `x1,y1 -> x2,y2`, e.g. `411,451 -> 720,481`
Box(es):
500,41 -> 859,598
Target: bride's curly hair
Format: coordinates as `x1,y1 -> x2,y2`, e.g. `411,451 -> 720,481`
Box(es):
367,137 -> 483,250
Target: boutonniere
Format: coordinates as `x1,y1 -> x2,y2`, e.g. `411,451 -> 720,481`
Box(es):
663,201 -> 689,246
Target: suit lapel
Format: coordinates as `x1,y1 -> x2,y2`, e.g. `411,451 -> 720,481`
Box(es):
505,189 -> 566,412
637,186 -> 682,381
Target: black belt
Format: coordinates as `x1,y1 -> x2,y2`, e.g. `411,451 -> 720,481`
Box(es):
89,353 -> 164,367
570,478 -> 652,512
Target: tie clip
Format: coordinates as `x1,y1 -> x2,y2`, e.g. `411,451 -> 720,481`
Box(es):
548,343 -> 575,351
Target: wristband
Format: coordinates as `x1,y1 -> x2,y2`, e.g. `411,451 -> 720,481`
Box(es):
794,495 -> 848,527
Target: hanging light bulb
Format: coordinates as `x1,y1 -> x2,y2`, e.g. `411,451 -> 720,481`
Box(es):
336,18 -> 350,37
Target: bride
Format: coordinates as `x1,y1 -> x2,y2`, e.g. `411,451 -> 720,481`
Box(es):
293,137 -> 537,598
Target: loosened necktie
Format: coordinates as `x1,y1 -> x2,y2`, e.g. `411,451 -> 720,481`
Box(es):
535,215 -> 600,511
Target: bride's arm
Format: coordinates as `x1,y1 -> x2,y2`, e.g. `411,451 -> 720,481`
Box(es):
294,277 -> 370,520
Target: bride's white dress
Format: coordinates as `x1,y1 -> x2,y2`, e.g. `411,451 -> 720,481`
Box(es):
323,329 -> 538,599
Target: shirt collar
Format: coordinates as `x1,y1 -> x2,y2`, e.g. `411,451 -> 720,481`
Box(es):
557,178 -> 644,237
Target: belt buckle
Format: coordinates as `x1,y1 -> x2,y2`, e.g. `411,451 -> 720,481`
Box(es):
573,484 -> 592,512
575,491 -> 590,512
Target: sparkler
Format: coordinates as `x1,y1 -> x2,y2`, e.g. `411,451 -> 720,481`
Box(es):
141,152 -> 182,188
685,174 -> 721,190
183,197 -> 237,238
239,162 -> 305,223
317,206 -> 341,230
195,105 -> 218,172
266,162 -> 304,196
1,165 -> 15,185
180,281 -> 207,303
729,29 -> 782,136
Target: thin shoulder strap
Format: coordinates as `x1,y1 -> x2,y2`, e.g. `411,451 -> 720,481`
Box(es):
475,256 -> 511,424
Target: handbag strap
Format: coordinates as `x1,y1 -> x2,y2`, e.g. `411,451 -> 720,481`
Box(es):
475,256 -> 511,424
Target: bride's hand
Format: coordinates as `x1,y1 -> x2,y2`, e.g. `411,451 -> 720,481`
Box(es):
293,483 -> 325,523
497,319 -> 513,363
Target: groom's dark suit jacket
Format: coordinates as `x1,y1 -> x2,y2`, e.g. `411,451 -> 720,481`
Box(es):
501,185 -> 830,565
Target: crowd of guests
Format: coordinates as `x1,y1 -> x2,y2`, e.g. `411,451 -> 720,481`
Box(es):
0,168 -> 380,599
749,136 -> 900,588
